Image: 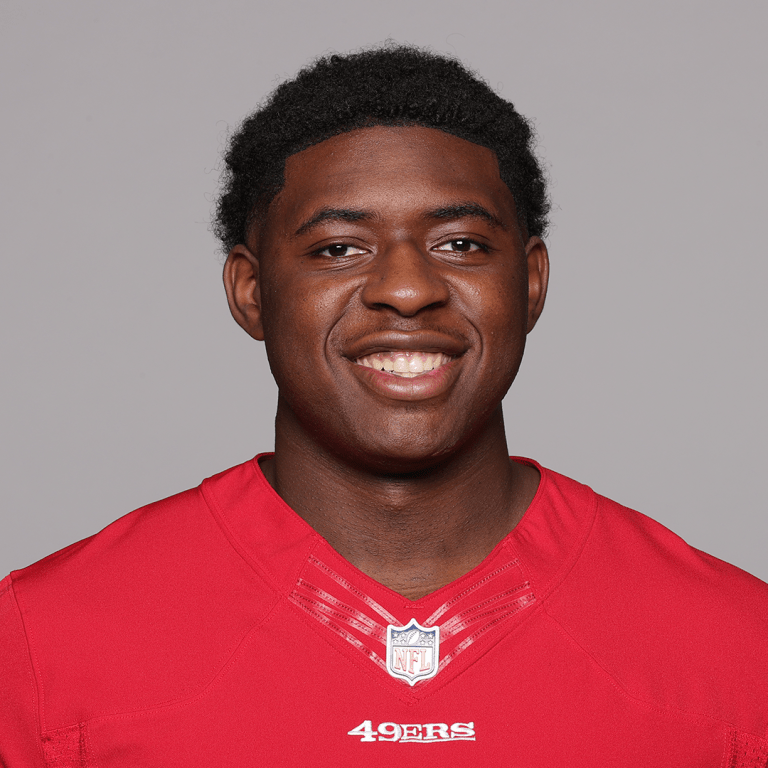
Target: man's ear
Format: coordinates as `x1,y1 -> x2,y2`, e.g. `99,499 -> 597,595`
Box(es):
525,236 -> 550,333
223,244 -> 264,341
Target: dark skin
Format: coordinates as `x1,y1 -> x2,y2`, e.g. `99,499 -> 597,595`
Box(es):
224,126 -> 549,599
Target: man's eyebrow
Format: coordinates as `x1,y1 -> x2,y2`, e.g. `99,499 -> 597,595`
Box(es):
423,203 -> 507,230
294,208 -> 374,237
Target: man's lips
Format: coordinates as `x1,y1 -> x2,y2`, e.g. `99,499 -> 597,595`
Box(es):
343,332 -> 467,400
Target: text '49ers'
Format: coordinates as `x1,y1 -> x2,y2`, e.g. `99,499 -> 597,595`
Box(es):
347,721 -> 476,743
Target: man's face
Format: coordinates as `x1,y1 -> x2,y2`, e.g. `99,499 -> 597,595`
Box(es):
226,125 -> 548,472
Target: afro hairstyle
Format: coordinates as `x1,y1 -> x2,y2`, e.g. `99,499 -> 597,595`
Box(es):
214,44 -> 549,253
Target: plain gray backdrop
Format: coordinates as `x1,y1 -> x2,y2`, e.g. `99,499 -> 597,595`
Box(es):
1,1 -> 766,581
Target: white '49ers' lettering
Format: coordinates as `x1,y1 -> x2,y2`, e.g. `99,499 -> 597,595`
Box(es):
347,720 -> 476,743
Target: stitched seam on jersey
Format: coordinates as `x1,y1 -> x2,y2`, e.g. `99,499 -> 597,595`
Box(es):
424,560 -> 520,625
544,605 -> 745,732
286,593 -> 421,703
290,590 -> 388,643
294,579 -> 388,633
438,593 -> 536,668
723,728 -> 733,768
440,591 -> 535,639
290,594 -> 388,670
44,595 -> 280,727
70,596 -> 284,726
85,722 -> 101,768
304,554 -> 400,625
286,551 -> 545,703
440,581 -> 531,626
290,592 -> 549,706
722,726 -> 768,768
508,483 -> 600,606
294,552 -> 537,680
200,482 -> 295,597
41,722 -> 98,768
411,601 -> 550,703
6,574 -> 47,761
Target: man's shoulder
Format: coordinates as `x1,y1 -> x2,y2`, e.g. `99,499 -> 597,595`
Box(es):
535,466 -> 768,623
539,469 -> 768,734
584,488 -> 768,628
12,478 -> 212,598
9,459 -> 260,593
3,459 -> 276,729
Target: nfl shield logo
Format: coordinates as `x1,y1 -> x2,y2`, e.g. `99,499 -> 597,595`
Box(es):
386,620 -> 440,685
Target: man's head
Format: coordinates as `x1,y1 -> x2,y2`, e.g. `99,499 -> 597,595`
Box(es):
214,44 -> 549,253
220,46 -> 550,474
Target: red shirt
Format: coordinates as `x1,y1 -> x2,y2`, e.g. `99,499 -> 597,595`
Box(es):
2,457 -> 767,766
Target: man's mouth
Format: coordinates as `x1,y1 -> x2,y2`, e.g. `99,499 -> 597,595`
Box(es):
355,351 -> 454,378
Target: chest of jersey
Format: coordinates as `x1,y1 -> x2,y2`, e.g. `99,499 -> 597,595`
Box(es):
73,553 -> 726,767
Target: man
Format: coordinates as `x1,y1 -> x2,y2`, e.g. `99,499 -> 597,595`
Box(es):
1,45 -> 767,767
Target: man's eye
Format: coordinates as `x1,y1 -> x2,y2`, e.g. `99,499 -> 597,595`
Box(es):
316,244 -> 366,258
434,239 -> 484,253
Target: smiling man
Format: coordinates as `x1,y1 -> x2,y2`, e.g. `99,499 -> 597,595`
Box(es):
2,46 -> 767,767
223,123 -> 547,600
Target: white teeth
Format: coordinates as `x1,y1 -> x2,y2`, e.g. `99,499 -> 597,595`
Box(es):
394,357 -> 409,373
355,351 -> 453,377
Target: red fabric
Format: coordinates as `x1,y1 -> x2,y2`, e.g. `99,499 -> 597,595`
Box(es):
727,728 -> 768,768
2,456 -> 767,766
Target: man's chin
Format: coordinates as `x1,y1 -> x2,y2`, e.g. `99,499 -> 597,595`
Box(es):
330,437 -> 466,478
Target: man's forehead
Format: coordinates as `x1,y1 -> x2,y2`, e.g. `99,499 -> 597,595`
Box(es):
269,125 -> 517,232
284,125 -> 500,177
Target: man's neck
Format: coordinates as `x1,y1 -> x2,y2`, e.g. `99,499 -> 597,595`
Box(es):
261,408 -> 539,600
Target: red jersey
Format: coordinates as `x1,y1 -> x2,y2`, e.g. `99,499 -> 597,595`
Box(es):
2,456 -> 767,766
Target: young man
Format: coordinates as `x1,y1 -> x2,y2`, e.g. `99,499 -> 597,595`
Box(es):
2,46 -> 767,767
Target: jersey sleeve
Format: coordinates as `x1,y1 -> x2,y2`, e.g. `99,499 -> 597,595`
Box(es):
0,575 -> 45,767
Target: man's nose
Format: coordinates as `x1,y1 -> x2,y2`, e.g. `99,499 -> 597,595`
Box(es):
360,241 -> 450,316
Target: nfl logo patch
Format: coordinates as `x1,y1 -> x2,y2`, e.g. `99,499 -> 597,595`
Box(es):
386,620 -> 440,686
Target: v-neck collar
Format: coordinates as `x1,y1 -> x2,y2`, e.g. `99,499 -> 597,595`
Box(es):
201,454 -> 597,697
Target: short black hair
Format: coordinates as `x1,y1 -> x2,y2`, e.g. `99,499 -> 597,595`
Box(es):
215,44 -> 549,252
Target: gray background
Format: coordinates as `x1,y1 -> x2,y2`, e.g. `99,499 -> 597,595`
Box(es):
1,1 -> 766,580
